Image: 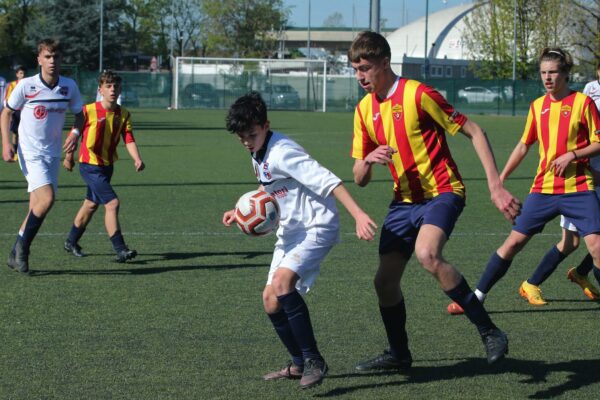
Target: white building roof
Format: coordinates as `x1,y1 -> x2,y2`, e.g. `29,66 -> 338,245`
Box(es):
387,3 -> 476,63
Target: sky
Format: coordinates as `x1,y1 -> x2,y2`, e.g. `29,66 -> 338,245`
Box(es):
282,0 -> 473,28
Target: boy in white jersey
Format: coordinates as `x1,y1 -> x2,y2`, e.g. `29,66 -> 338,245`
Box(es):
222,92 -> 377,389
0,39 -> 84,274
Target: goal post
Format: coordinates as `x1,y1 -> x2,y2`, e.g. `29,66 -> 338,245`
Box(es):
172,57 -> 327,111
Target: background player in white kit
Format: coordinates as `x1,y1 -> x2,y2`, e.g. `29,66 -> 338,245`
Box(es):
0,38 -> 84,274
222,92 -> 377,389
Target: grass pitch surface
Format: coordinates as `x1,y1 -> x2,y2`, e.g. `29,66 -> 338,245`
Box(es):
0,109 -> 598,399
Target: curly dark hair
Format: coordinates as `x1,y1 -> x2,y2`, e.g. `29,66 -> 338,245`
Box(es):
225,91 -> 268,134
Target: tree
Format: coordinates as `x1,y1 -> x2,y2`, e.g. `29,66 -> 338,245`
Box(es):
201,0 -> 289,57
568,0 -> 600,72
0,0 -> 37,68
323,12 -> 344,27
463,0 -> 536,80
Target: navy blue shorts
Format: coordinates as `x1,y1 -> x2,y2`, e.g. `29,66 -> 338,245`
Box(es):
379,192 -> 465,257
79,163 -> 117,205
513,192 -> 600,237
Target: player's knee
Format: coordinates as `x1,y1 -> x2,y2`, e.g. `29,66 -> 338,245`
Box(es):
104,198 -> 120,212
262,287 -> 280,313
414,246 -> 441,271
84,201 -> 99,212
270,274 -> 295,297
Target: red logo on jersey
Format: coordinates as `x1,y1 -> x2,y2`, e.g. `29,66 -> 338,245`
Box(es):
33,105 -> 48,119
392,104 -> 403,120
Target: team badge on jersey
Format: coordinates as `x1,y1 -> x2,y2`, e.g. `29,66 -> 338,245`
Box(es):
392,104 -> 403,120
33,105 -> 48,120
262,163 -> 272,180
561,104 -> 571,117
59,87 -> 69,96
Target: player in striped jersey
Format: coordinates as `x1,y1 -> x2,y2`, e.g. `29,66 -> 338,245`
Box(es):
348,31 -> 520,370
448,48 -> 600,313
4,66 -> 26,156
516,63 -> 600,306
63,70 -> 144,263
1,39 -> 84,274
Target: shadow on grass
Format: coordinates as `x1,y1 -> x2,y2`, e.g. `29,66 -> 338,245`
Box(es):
27,251 -> 271,276
317,357 -> 600,399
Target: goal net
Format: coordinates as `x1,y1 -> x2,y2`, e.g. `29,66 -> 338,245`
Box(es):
172,57 -> 328,111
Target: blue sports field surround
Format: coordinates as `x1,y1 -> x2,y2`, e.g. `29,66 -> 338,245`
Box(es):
379,192 -> 465,256
513,192 -> 600,237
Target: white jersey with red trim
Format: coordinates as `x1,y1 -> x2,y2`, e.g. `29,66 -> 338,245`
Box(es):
7,74 -> 83,157
251,131 -> 342,243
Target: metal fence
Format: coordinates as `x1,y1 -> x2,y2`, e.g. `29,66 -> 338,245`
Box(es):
3,67 -> 557,116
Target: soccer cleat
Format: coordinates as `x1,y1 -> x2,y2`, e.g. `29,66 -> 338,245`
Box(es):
7,242 -> 29,274
64,241 -> 85,257
519,281 -> 547,306
115,248 -> 137,263
447,301 -> 465,315
567,267 -> 600,300
299,358 -> 328,389
481,328 -> 508,364
355,349 -> 412,372
263,361 -> 303,381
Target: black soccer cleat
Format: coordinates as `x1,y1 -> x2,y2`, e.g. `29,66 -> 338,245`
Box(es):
300,357 -> 328,389
355,349 -> 412,372
481,328 -> 508,364
64,241 -> 85,257
115,248 -> 137,263
7,241 -> 29,274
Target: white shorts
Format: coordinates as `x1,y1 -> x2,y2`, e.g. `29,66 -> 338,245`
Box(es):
560,215 -> 578,233
18,151 -> 60,193
267,236 -> 335,295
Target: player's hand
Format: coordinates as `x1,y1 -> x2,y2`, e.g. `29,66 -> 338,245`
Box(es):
549,152 -> 576,177
355,211 -> 377,241
63,158 -> 75,171
134,160 -> 145,172
491,187 -> 521,224
63,133 -> 79,154
365,145 -> 397,165
2,146 -> 15,163
222,209 -> 236,226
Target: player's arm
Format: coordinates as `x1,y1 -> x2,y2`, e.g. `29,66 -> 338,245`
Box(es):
125,142 -> 145,172
331,183 -> 377,241
352,145 -> 396,187
459,119 -> 521,223
1,107 -> 15,162
551,142 -> 600,177
500,141 -> 529,181
63,111 -> 84,155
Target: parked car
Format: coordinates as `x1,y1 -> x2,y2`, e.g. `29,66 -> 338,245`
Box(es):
457,86 -> 501,103
182,83 -> 220,108
260,84 -> 301,109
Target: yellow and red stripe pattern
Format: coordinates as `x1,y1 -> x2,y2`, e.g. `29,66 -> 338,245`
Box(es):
78,102 -> 134,166
351,78 -> 467,203
4,80 -> 18,103
521,91 -> 600,194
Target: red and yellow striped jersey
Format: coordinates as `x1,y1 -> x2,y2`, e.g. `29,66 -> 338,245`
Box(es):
78,102 -> 135,166
521,91 -> 600,194
351,78 -> 467,203
4,80 -> 19,103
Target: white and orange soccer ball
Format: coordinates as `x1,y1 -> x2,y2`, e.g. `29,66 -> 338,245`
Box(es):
234,190 -> 280,236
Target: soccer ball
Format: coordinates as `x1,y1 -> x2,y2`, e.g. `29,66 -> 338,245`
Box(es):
234,190 -> 280,236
